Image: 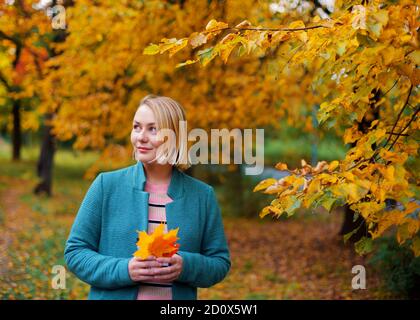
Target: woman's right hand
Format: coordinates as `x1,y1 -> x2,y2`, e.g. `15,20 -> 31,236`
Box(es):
128,256 -> 163,282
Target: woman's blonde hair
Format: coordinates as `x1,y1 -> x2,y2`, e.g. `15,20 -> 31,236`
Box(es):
133,94 -> 191,171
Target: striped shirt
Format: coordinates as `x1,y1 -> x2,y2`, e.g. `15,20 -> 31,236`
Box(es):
137,181 -> 173,300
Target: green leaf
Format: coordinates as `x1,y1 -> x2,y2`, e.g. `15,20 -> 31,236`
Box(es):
352,212 -> 360,223
320,196 -> 336,212
326,118 -> 337,129
354,237 -> 373,255
317,102 -> 335,124
237,45 -> 247,57
367,10 -> 389,37
143,44 -> 160,55
368,22 -> 382,37
285,196 -> 302,217
197,47 -> 217,66
343,231 -> 355,244
356,33 -> 375,47
343,222 -> 363,244
336,41 -> 346,56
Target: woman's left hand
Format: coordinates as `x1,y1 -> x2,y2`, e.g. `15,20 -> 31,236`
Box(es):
151,254 -> 183,282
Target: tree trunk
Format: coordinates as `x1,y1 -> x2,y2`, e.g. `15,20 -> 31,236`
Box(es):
339,204 -> 368,242
12,100 -> 21,161
34,113 -> 56,196
32,0 -> 70,196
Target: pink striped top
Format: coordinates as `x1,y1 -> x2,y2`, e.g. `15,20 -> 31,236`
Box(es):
137,181 -> 173,300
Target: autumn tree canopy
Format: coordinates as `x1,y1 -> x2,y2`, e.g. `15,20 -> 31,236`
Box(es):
145,0 -> 420,256
37,0 -> 291,177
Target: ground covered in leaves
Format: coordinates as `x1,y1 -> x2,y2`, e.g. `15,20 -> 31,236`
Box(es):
200,214 -> 392,299
0,158 -> 395,300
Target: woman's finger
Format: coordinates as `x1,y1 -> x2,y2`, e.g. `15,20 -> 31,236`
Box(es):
133,260 -> 162,269
135,255 -> 156,262
152,272 -> 178,282
136,267 -> 160,276
151,265 -> 176,276
156,257 -> 171,264
137,275 -> 156,282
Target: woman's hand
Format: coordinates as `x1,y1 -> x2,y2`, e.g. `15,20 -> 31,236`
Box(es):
150,254 -> 183,283
128,255 -> 163,282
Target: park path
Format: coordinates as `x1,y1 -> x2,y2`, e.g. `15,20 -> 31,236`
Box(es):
0,177 -> 34,285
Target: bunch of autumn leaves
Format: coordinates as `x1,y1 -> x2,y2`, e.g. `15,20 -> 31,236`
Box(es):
134,224 -> 180,259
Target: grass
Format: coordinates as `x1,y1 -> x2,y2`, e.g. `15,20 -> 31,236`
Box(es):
0,204 -> 4,225
0,141 -> 99,177
0,140 -> 100,197
264,130 -> 347,168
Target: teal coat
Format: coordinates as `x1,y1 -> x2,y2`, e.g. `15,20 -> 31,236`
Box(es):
64,161 -> 231,300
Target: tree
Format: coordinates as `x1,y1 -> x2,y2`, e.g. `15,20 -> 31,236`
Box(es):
0,0 -> 50,161
34,0 -> 72,196
0,0 -> 67,195
144,0 -> 420,255
0,1 -> 43,160
38,0 -> 286,181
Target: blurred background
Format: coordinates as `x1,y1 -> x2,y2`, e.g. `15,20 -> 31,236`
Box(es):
1,0 -> 419,299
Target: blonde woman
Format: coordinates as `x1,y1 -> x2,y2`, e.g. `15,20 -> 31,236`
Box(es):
64,95 -> 231,300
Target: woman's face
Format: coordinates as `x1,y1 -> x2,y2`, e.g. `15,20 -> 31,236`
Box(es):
131,104 -> 163,164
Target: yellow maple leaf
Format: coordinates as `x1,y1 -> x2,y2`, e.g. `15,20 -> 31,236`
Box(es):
134,224 -> 180,260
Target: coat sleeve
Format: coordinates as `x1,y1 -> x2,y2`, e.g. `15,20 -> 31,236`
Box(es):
176,186 -> 231,288
64,173 -> 137,289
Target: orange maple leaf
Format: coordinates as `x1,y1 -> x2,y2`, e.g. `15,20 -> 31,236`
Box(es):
133,224 -> 180,259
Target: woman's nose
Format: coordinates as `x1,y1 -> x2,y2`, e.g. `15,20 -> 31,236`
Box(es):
137,129 -> 148,142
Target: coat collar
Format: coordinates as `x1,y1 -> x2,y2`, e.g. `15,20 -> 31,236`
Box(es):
132,161 -> 184,199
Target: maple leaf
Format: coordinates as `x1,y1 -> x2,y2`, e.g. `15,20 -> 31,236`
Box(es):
133,224 -> 180,260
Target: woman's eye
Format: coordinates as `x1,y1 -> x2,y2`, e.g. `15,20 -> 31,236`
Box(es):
150,127 -> 157,133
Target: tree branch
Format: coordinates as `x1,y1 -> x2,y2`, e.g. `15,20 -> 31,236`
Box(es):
201,24 -> 328,35
26,47 -> 44,78
0,30 -> 19,44
381,77 -> 401,98
0,29 -> 23,69
387,104 -> 419,151
383,84 -> 413,149
386,132 -> 409,137
0,71 -> 11,91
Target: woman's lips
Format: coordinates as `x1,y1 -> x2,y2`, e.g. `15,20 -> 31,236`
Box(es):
137,147 -> 152,152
